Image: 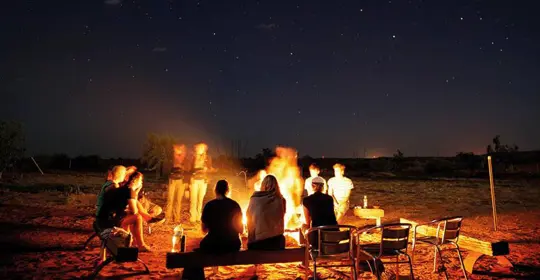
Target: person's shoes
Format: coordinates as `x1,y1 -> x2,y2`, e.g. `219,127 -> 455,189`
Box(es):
139,244 -> 152,252
148,213 -> 165,224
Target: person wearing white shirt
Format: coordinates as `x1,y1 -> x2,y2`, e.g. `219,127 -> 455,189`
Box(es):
304,163 -> 327,195
327,163 -> 354,222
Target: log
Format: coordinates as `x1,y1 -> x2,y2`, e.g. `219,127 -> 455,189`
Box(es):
400,218 -> 509,256
166,247 -> 306,268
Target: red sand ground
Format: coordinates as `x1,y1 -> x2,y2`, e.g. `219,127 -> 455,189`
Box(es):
1,174 -> 539,279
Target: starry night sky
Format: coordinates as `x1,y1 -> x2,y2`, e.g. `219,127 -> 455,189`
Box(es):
1,0 -> 539,158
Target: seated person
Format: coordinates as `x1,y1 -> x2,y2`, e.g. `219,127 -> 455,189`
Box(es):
247,175 -> 286,250
97,171 -> 152,251
302,176 -> 338,248
199,179 -> 243,253
96,165 -> 126,217
182,180 -> 243,279
124,166 -> 165,224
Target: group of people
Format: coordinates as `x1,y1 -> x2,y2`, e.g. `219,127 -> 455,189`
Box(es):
95,165 -> 164,252
166,142 -> 214,224
183,168 -> 350,278
94,140 -> 355,256
94,142 -> 214,252
304,163 -> 355,222
196,162 -> 354,253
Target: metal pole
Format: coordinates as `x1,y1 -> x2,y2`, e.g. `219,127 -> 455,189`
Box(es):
487,156 -> 498,231
31,157 -> 44,175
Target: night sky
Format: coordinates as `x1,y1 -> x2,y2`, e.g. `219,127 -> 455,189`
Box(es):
1,0 -> 539,158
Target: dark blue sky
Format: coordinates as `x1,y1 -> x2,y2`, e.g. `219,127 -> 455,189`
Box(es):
1,0 -> 539,158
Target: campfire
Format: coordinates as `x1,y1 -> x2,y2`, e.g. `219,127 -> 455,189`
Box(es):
240,146 -> 305,246
266,146 -> 305,231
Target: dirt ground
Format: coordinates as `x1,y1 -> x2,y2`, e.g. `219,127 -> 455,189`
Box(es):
0,173 -> 539,279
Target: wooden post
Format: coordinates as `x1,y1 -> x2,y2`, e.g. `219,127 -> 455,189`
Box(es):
487,156 -> 498,231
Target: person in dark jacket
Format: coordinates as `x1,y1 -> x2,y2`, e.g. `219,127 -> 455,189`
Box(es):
302,176 -> 338,248
247,174 -> 287,250
182,180 -> 242,279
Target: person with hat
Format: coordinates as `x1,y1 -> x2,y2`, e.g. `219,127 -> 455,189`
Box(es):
302,176 -> 338,248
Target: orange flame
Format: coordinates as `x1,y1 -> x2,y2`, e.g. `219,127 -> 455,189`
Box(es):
267,147 -> 304,229
242,146 -> 305,245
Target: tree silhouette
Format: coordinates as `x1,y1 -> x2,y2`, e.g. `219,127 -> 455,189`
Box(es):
0,121 -> 25,179
141,133 -> 177,178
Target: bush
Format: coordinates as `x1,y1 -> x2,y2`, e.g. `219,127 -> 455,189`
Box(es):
368,158 -> 392,172
424,159 -> 455,174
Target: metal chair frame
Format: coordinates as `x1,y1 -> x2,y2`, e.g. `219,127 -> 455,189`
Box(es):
357,223 -> 414,280
411,216 -> 468,280
89,234 -> 150,279
305,225 -> 358,280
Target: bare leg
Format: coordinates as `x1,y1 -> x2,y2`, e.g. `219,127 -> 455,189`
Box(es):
136,200 -> 153,222
173,182 -> 184,222
196,181 -> 207,222
165,179 -> 177,222
189,180 -> 200,223
121,214 -> 147,248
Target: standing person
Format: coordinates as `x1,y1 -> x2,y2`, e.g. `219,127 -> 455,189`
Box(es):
189,142 -> 213,223
302,176 -> 338,248
304,163 -> 327,196
247,175 -> 286,250
166,144 -> 187,223
327,163 -> 354,222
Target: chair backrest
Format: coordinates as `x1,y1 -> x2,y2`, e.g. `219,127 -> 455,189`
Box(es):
435,216 -> 463,243
380,223 -> 411,254
307,225 -> 356,257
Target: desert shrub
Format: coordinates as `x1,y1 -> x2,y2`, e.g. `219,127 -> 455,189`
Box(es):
424,159 -> 455,174
0,121 -> 25,179
368,158 -> 392,172
402,160 -> 424,173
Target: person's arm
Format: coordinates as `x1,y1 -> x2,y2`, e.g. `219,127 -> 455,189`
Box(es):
303,206 -> 311,227
327,181 -> 333,197
201,223 -> 209,234
342,189 -> 351,202
201,204 -> 209,233
128,185 -> 141,215
234,205 -> 243,234
104,182 -> 118,193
